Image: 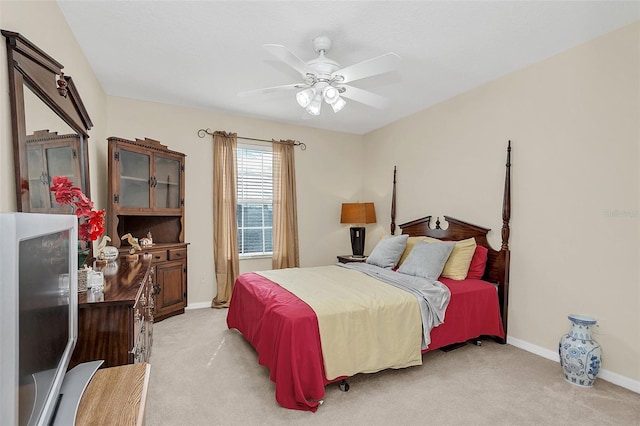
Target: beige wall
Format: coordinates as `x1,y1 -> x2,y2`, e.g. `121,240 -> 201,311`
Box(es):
105,96 -> 364,305
364,22 -> 640,384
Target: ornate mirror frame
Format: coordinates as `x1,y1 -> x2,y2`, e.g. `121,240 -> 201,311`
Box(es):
2,30 -> 93,212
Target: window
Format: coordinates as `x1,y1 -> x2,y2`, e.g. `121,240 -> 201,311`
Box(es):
236,144 -> 273,256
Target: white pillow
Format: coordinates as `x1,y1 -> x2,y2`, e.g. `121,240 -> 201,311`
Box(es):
397,241 -> 455,280
366,234 -> 409,269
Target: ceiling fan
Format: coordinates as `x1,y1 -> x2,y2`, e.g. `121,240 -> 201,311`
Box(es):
238,35 -> 400,115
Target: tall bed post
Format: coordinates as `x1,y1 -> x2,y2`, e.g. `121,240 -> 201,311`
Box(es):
390,166 -> 397,235
499,141 -> 511,338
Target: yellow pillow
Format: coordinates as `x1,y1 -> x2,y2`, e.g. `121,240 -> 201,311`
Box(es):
423,237 -> 477,280
398,236 -> 430,266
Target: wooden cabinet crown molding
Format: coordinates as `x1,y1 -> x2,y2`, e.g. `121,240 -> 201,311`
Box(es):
107,136 -> 185,156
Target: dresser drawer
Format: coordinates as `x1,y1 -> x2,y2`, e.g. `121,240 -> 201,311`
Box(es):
149,250 -> 167,263
168,248 -> 187,261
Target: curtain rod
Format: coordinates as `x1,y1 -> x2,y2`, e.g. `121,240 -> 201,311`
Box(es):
197,128 -> 307,150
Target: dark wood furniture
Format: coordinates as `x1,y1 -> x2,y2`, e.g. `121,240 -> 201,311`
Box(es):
106,136 -> 188,321
76,363 -> 150,426
337,255 -> 368,263
135,243 -> 187,321
70,255 -> 155,369
2,30 -> 92,213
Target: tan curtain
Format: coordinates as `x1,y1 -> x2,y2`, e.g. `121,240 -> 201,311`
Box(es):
211,131 -> 239,308
272,140 -> 300,269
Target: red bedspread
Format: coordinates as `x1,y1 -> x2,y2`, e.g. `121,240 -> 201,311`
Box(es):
429,278 -> 505,350
226,272 -> 504,411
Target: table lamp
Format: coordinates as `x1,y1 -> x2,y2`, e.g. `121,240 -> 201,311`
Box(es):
340,202 -> 376,257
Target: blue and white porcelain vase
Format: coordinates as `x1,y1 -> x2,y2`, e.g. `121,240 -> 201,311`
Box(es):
558,314 -> 602,387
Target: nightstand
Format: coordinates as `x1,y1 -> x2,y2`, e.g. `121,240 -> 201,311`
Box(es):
337,255 -> 368,264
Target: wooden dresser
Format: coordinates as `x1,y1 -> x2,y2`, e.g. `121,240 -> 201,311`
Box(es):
70,254 -> 155,369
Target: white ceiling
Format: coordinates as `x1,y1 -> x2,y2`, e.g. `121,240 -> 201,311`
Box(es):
57,1 -> 639,135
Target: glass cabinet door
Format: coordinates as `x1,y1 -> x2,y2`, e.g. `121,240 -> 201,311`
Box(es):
120,149 -> 151,208
26,141 -> 80,212
45,144 -> 80,209
27,145 -> 48,210
154,155 -> 181,209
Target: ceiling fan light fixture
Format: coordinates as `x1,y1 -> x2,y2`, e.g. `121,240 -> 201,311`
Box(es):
306,94 -> 322,115
322,86 -> 340,104
241,36 -> 399,118
296,88 -> 316,108
331,96 -> 346,113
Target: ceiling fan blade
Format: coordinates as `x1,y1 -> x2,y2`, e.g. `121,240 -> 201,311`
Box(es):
238,83 -> 305,97
264,44 -> 314,77
333,52 -> 400,84
339,85 -> 390,109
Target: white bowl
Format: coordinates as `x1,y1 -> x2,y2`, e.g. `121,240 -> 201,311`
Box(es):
102,246 -> 119,262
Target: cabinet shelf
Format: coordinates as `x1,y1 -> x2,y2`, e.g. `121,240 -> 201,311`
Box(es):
120,175 -> 150,183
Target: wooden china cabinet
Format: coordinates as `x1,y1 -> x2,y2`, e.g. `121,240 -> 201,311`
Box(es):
107,136 -> 188,321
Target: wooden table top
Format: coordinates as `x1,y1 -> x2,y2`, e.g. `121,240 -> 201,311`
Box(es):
78,254 -> 152,306
75,362 -> 151,426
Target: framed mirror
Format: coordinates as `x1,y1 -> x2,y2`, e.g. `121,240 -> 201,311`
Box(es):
3,30 -> 94,264
2,30 -> 93,212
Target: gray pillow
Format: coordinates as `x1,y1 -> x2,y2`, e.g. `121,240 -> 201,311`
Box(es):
366,234 -> 409,269
397,241 -> 455,280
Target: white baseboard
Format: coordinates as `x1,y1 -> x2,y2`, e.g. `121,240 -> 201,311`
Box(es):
507,336 -> 560,362
186,301 -> 211,310
507,336 -> 640,394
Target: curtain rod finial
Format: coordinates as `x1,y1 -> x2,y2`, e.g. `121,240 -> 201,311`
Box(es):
198,128 -> 212,138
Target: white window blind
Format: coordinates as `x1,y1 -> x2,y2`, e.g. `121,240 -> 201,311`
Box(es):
236,144 -> 273,256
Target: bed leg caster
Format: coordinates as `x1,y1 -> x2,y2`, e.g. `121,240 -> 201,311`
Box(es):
473,340 -> 482,346
338,379 -> 350,392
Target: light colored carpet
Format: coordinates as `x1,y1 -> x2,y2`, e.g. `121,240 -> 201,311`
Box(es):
145,308 -> 639,425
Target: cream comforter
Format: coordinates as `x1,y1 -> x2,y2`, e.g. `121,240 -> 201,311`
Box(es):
257,265 -> 424,380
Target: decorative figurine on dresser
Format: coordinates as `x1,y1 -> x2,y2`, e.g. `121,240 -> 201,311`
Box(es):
107,136 -> 189,321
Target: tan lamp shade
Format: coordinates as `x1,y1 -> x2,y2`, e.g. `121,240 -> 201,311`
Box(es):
340,202 -> 376,224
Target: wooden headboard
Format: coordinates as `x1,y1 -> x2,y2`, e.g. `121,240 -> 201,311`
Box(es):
394,141 -> 512,339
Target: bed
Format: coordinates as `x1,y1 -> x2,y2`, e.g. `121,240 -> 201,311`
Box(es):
227,142 -> 512,411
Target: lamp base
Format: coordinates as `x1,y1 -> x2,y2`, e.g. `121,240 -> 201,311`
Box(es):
350,227 -> 366,257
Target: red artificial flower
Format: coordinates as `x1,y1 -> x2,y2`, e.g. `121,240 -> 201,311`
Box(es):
50,176 -> 105,242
